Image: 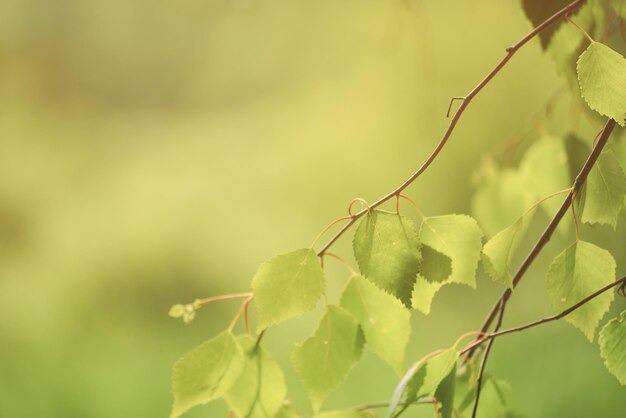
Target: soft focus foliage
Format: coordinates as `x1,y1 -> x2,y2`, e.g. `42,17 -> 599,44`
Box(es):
1,1 -> 625,417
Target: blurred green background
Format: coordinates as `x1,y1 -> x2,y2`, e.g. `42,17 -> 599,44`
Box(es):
1,0 -> 624,417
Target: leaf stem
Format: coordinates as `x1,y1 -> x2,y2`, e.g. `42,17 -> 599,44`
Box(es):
310,215 -> 354,250
323,252 -> 358,276
228,294 -> 254,332
520,187 -> 573,218
192,292 -> 253,309
452,331 -> 488,350
397,193 -> 427,219
566,17 -> 594,43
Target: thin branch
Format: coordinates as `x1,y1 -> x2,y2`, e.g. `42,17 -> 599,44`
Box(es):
468,118 -> 617,359
471,300 -> 506,418
469,276 -> 626,347
192,292 -> 253,309
316,0 -> 587,257
228,294 -> 254,331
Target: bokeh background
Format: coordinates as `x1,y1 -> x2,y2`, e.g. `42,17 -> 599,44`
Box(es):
1,0 -> 625,417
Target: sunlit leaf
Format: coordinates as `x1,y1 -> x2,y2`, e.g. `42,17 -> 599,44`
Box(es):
420,244 -> 452,283
411,215 -> 483,314
482,219 -> 525,288
411,276 -> 442,315
419,215 -> 483,287
252,248 -> 325,331
598,310 -> 626,385
353,210 -> 421,306
577,41 -> 626,126
545,241 -> 616,340
225,336 -> 287,418
291,306 -> 364,411
581,150 -> 626,228
170,331 -> 244,418
339,275 -> 411,373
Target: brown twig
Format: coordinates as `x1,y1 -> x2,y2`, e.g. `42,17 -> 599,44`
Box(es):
316,0 -> 588,257
467,118 -> 617,359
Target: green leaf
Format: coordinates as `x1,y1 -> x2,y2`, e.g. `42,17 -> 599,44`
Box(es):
420,244 -> 452,283
339,275 -> 411,373
482,219 -> 525,288
581,150 -> 626,228
314,411 -> 370,418
410,215 -> 483,314
353,210 -> 421,306
419,215 -> 483,287
291,306 -> 364,411
471,167 -> 535,238
225,336 -> 287,418
598,310 -> 626,385
434,364 -> 456,418
521,0 -> 583,49
411,215 -> 482,314
170,331 -> 245,418
577,41 -> 626,126
520,136 -> 571,219
411,276 -> 442,315
545,241 -> 616,340
387,348 -> 458,418
252,248 -> 326,331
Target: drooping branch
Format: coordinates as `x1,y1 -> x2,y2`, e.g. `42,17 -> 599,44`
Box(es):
316,0 -> 587,256
468,118 -> 618,359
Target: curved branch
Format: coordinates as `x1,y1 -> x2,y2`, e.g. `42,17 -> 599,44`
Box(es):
316,0 -> 587,256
